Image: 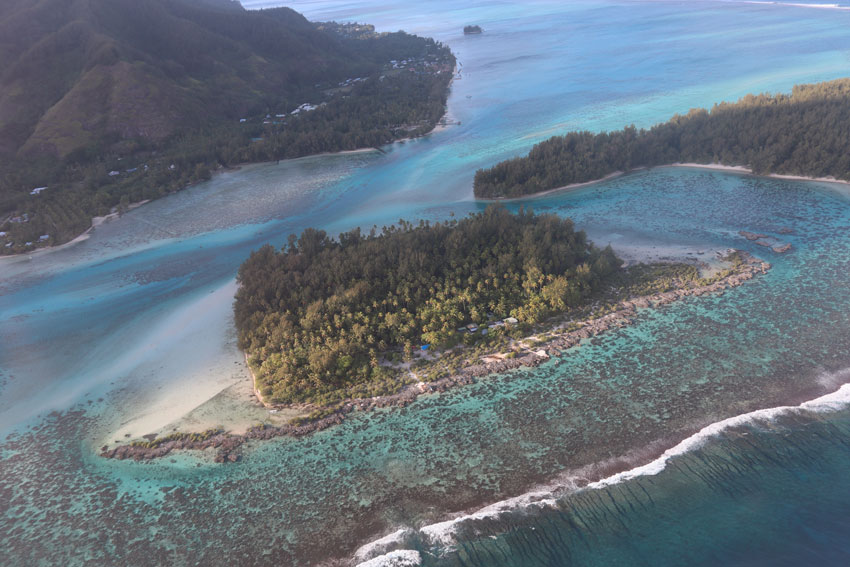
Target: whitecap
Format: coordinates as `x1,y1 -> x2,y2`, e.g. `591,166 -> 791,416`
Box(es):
420,489 -> 563,546
735,1 -> 850,10
353,529 -> 414,564
355,549 -> 422,567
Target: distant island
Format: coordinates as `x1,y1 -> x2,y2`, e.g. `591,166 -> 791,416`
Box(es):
0,0 -> 455,254
473,78 -> 850,198
464,25 -> 483,34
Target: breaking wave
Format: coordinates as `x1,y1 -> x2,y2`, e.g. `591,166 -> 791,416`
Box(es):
734,1 -> 850,10
355,549 -> 421,567
352,375 -> 850,561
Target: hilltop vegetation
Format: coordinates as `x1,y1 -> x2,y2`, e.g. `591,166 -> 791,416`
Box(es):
234,206 -> 622,404
0,0 -> 454,253
474,78 -> 850,198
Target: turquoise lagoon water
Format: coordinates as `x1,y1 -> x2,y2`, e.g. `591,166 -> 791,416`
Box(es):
4,1 -> 850,565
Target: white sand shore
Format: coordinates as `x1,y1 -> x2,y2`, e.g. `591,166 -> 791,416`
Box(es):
668,162 -> 850,187
99,280 -> 305,445
486,171 -> 626,202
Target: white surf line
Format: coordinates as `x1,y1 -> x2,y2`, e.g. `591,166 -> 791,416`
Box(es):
353,529 -> 414,564
413,378 -> 850,547
725,0 -> 850,10
355,549 -> 422,567
418,488 -> 564,546
590,381 -> 850,488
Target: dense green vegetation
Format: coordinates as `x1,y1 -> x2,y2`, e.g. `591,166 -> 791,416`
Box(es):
463,25 -> 483,34
0,1 -> 453,253
474,78 -> 850,198
234,206 -> 621,404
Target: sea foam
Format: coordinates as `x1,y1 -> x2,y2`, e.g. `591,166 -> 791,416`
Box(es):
419,489 -> 563,546
353,529 -> 413,564
737,1 -> 850,10
355,549 -> 421,567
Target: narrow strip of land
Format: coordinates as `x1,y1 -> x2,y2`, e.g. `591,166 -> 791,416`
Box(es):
473,78 -> 850,199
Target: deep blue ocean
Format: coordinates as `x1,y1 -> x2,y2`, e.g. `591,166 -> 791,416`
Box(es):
3,1 -> 850,565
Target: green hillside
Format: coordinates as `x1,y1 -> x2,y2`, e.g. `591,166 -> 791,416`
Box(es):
0,0 -> 454,253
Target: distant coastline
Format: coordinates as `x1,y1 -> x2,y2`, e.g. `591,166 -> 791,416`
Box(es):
472,78 -> 850,200
0,114 -> 456,262
482,163 -> 850,202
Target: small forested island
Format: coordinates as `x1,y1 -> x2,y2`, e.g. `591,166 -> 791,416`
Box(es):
234,206 -> 767,407
464,25 -> 483,34
102,206 -> 770,462
474,78 -> 850,198
0,0 -> 454,254
235,206 -> 621,404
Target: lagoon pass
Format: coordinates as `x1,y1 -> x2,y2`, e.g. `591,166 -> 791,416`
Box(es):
3,0 -> 850,565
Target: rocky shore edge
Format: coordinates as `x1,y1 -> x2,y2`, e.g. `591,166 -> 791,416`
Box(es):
100,251 -> 770,464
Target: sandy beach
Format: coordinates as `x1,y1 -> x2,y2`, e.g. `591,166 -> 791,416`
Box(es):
485,171 -> 627,202
668,162 -> 850,187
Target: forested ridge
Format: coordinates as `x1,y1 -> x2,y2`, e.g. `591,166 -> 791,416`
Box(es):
0,1 -> 454,254
474,78 -> 850,198
234,206 -> 621,404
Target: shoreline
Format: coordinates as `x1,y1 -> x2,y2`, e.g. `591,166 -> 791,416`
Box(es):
1,97 -> 456,262
0,200 -> 151,262
667,162 -> 850,187
484,171 -> 627,202
102,251 -> 770,463
0,141 -> 408,262
483,162 -> 850,202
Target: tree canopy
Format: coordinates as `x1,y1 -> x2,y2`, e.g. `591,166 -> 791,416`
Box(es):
234,205 -> 621,404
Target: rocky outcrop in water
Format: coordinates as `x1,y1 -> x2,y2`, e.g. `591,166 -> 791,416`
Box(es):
739,231 -> 767,241
739,229 -> 792,254
101,413 -> 349,463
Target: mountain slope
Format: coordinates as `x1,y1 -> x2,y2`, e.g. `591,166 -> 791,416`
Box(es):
0,0 -> 455,254
0,0 -> 368,158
